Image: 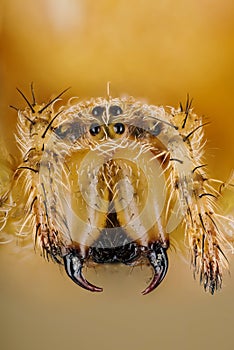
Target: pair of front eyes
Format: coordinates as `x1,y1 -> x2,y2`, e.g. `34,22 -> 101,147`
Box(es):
89,105 -> 125,136
89,123 -> 125,136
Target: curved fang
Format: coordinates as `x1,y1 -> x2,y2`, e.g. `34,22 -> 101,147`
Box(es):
142,244 -> 168,295
63,252 -> 103,292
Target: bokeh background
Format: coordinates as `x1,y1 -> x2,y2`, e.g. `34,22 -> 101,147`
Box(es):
0,1 -> 234,350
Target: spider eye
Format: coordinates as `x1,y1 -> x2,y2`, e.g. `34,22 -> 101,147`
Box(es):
151,122 -> 162,136
89,123 -> 101,136
109,105 -> 123,116
92,106 -> 104,117
113,123 -> 125,134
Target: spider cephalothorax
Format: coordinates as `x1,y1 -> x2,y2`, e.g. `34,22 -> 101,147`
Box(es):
0,88 -> 233,294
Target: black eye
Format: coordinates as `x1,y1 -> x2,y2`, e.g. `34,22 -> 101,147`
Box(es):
109,105 -> 123,116
89,123 -> 101,136
92,106 -> 104,117
151,122 -> 162,136
113,123 -> 125,134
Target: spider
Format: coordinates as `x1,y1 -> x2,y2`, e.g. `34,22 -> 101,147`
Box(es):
0,86 -> 233,295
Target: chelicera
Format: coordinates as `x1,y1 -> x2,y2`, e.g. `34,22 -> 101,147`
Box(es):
0,87 -> 233,295
53,101 -> 169,294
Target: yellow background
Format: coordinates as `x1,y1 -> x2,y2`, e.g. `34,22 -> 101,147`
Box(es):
0,1 -> 234,350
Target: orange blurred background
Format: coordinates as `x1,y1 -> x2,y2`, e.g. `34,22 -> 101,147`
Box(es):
0,1 -> 234,350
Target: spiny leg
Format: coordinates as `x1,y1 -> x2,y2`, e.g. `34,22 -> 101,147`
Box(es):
162,102 -> 230,294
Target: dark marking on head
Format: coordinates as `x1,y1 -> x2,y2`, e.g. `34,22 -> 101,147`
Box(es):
128,125 -> 146,138
54,122 -> 84,141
